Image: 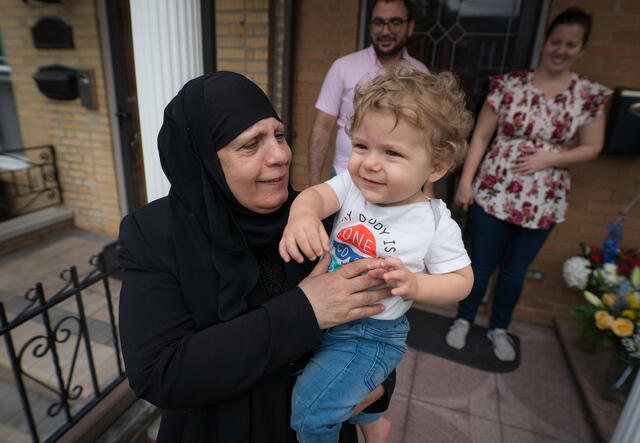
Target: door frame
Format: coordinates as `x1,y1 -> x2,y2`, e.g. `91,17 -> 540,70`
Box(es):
97,0 -> 137,215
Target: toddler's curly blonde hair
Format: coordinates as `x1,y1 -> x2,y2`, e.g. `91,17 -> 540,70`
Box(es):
347,65 -> 473,171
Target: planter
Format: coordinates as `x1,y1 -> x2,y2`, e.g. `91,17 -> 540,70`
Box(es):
602,355 -> 639,406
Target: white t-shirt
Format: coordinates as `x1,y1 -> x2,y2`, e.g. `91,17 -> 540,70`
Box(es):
326,171 -> 470,320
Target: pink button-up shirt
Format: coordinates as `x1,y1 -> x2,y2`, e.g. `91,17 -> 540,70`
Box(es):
315,45 -> 428,174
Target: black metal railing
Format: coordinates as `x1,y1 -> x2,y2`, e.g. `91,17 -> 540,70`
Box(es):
0,145 -> 62,221
0,246 -> 124,442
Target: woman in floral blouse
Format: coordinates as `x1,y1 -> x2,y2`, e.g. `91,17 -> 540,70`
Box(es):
446,7 -> 612,361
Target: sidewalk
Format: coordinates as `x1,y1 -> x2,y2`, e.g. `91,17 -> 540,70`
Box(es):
376,305 -> 597,443
0,230 -> 598,443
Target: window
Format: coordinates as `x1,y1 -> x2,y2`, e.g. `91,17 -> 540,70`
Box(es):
0,25 -> 23,153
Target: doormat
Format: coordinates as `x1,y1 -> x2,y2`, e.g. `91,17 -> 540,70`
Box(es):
406,308 -> 521,373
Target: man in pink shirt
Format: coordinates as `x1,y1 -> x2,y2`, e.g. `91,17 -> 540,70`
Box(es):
307,0 -> 428,187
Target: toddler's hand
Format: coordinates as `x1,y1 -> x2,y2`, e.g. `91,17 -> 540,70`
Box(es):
279,214 -> 330,263
368,257 -> 417,299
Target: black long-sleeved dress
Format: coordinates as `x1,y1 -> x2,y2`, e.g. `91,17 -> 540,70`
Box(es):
118,197 -> 391,442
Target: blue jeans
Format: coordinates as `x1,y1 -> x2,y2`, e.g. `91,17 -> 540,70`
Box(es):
457,203 -> 553,330
291,316 -> 409,443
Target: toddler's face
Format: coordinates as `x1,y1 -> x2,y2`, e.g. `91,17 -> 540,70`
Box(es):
348,110 -> 438,206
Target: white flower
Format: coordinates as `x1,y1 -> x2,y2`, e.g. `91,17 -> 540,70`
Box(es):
602,263 -> 622,287
563,256 -> 591,289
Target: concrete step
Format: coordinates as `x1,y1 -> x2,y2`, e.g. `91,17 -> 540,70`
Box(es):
0,280 -> 123,392
0,207 -> 74,257
554,317 -> 624,442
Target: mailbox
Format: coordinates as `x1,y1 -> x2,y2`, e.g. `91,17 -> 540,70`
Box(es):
31,16 -> 74,49
33,65 -> 78,100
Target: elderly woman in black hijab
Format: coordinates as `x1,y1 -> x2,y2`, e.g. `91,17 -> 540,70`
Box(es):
118,72 -> 394,442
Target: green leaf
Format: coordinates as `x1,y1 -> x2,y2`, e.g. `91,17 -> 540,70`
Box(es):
631,266 -> 640,289
583,290 -> 605,307
570,304 -> 608,353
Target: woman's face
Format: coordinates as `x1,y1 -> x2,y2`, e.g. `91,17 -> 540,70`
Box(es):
217,117 -> 291,214
540,24 -> 585,75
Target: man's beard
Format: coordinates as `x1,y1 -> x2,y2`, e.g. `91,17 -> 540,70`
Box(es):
372,35 -> 407,58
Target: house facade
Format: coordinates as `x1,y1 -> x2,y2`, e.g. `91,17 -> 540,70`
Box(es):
0,0 -> 638,323
0,0 -> 640,440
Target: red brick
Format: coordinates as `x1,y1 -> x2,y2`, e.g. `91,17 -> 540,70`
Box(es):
624,229 -> 640,243
588,44 -> 640,58
574,0 -> 619,13
594,14 -> 640,28
589,29 -> 611,43
567,210 -> 607,226
611,30 -> 640,44
572,56 -> 605,73
605,58 -> 640,73
621,0 -> 640,13
547,1 -> 573,16
570,187 -> 612,202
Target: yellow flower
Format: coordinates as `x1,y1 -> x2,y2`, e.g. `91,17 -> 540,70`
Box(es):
622,309 -> 637,320
627,293 -> 639,309
601,293 -> 617,307
611,318 -> 635,337
595,311 -> 614,330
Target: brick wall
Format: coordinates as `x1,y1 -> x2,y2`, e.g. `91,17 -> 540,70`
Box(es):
290,0 -> 360,189
216,0 -> 270,92
269,0 -> 284,116
514,0 -> 640,325
290,0 -> 640,326
0,0 -> 122,235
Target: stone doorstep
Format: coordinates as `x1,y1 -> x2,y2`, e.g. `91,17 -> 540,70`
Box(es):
554,317 -> 623,443
57,379 -> 159,443
0,208 -> 74,257
0,207 -> 74,244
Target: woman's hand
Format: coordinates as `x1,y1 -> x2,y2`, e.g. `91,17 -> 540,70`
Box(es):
299,255 -> 389,329
279,214 -> 330,263
511,148 -> 556,175
368,258 -> 417,300
454,180 -> 475,211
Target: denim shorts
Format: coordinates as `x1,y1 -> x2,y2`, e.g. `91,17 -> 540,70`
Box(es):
291,315 -> 409,443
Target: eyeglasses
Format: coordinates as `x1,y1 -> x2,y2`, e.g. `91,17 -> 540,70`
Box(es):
370,17 -> 408,33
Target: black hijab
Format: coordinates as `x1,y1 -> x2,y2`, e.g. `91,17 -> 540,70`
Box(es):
158,71 -> 295,325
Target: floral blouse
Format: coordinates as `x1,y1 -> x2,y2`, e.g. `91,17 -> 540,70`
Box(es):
473,70 -> 611,229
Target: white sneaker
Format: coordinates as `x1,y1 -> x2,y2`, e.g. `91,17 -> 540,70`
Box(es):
487,329 -> 516,361
446,318 -> 470,350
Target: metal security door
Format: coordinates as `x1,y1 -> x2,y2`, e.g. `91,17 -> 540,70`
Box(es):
407,0 -> 544,113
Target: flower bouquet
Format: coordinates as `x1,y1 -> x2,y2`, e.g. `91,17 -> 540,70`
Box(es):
563,193 -> 640,402
564,248 -> 640,360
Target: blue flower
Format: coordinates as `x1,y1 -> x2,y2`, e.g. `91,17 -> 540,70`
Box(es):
602,217 -> 624,265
